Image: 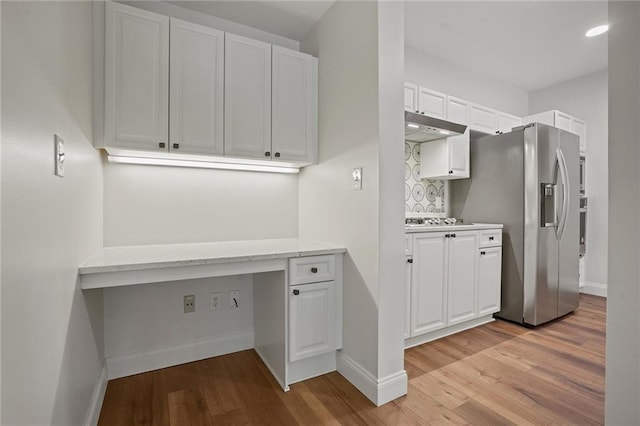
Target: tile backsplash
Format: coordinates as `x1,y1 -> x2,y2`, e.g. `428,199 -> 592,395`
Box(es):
405,141 -> 445,213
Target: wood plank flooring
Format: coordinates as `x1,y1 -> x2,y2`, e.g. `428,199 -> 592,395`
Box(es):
98,294 -> 605,425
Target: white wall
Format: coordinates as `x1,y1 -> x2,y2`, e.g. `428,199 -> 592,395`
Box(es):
405,45 -> 529,116
529,70 -> 608,291
606,2 -> 640,423
300,1 -> 406,405
1,2 -> 104,424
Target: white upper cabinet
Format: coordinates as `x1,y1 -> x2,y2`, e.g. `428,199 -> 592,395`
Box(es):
224,33 -> 272,159
105,2 -> 169,151
417,88 -> 447,118
522,109 -> 586,153
571,118 -> 587,153
470,104 -> 498,134
497,112 -> 522,134
404,83 -> 419,112
170,19 -> 224,155
272,46 -> 318,163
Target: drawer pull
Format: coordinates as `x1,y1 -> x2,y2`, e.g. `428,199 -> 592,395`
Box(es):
407,258 -> 413,264
310,267 -> 318,273
159,142 -> 166,148
489,236 -> 494,241
481,251 -> 486,255
293,289 -> 300,296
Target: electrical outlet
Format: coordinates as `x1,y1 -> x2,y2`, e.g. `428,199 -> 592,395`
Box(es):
352,167 -> 362,190
54,134 -> 65,177
210,292 -> 222,311
184,295 -> 195,313
229,290 -> 239,308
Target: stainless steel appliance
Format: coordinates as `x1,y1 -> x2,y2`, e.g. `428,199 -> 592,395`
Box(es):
579,155 -> 586,195
580,197 -> 587,257
450,123 -> 580,326
404,111 -> 467,143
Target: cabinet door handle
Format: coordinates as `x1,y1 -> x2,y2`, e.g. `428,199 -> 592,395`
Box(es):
481,251 -> 486,255
449,170 -> 453,174
407,258 -> 413,264
265,151 -> 271,157
451,233 -> 456,238
420,111 -> 425,115
274,152 -> 281,158
415,110 -> 419,113
310,267 -> 318,273
445,234 -> 450,238
293,289 -> 300,296
159,142 -> 166,148
489,236 -> 494,241
173,143 -> 179,149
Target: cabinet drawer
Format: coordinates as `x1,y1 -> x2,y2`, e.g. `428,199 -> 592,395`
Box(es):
479,230 -> 502,248
289,255 -> 336,285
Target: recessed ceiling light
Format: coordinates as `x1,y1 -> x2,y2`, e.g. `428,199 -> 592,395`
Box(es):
585,24 -> 609,38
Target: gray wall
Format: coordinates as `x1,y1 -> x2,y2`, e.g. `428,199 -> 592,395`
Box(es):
606,1 -> 640,423
529,70 -> 608,289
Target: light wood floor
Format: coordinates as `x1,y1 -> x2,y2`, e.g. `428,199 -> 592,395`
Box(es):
98,294 -> 605,425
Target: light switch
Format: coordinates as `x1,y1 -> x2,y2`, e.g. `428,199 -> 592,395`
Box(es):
54,134 -> 65,177
352,167 -> 362,190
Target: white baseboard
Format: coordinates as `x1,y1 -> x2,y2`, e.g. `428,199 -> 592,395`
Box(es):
404,315 -> 495,349
336,352 -> 407,406
106,330 -> 254,379
287,351 -> 336,386
580,282 -> 607,297
83,363 -> 108,426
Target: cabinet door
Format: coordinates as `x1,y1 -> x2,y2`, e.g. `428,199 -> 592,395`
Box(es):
478,247 -> 502,316
417,88 -> 447,119
446,96 -> 469,125
447,133 -> 470,178
224,33 -> 272,159
169,19 -> 224,155
289,281 -> 336,362
470,104 -> 497,134
272,47 -> 318,163
105,2 -> 169,151
447,232 -> 478,326
554,111 -> 572,132
497,112 -> 522,134
571,118 -> 586,153
404,83 -> 418,112
405,258 -> 412,339
411,233 -> 447,336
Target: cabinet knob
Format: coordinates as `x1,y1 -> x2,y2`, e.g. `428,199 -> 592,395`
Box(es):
445,234 -> 450,238
451,233 -> 456,238
407,258 -> 413,264
159,142 -> 166,148
420,111 -> 425,115
293,289 -> 300,296
415,110 -> 419,113
173,143 -> 179,149
274,152 -> 281,158
310,267 -> 318,273
481,251 -> 486,255
449,170 -> 453,174
265,151 -> 271,157
489,236 -> 494,241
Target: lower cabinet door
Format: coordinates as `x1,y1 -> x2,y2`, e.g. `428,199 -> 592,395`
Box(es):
411,233 -> 447,336
478,246 -> 502,316
447,232 -> 478,325
405,258 -> 412,339
289,281 -> 336,362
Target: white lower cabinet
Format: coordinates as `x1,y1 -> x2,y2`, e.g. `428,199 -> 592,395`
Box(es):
406,227 -> 502,346
405,257 -> 412,339
478,246 -> 502,316
447,232 -> 478,326
289,281 -> 336,361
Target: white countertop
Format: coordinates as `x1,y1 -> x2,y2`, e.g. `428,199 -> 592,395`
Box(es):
405,223 -> 503,233
79,238 -> 346,275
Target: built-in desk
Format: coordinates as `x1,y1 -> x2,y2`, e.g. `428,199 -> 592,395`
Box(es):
79,238 -> 346,390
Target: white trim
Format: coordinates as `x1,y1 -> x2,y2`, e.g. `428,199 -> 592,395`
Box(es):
336,352 -> 408,406
83,364 -> 108,426
106,330 -> 254,379
580,282 -> 607,297
404,315 -> 495,349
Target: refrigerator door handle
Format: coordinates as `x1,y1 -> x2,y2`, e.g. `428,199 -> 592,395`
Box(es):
556,148 -> 570,240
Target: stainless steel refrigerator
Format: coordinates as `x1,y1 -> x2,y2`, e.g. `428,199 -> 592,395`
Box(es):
450,122 -> 580,325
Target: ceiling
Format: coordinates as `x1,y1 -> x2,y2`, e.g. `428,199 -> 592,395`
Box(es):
405,1 -> 608,92
168,0 -> 608,92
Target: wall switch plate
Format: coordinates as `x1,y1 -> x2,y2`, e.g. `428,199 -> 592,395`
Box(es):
54,134 -> 65,177
352,167 -> 362,190
184,295 -> 195,313
229,290 -> 239,308
210,292 -> 222,311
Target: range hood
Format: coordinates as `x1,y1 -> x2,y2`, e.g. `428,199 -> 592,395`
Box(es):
404,111 -> 467,142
